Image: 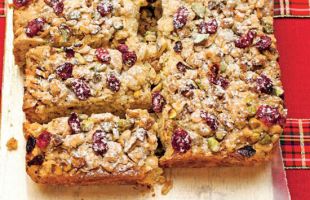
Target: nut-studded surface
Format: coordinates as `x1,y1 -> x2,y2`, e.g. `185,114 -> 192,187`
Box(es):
24,109 -> 162,185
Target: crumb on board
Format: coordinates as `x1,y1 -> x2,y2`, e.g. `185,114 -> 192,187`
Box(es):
161,179 -> 173,195
6,137 -> 18,151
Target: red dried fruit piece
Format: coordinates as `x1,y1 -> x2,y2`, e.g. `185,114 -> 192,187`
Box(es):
180,84 -> 196,98
45,0 -> 64,15
173,6 -> 189,29
176,62 -> 188,73
71,78 -> 91,100
27,155 -> 45,166
68,112 -> 81,134
152,92 -> 166,113
97,1 -> 113,17
25,18 -> 46,37
106,74 -> 121,92
200,111 -> 218,131
122,51 -> 137,67
173,41 -> 183,53
210,64 -> 219,75
198,19 -> 218,34
26,136 -> 36,154
117,44 -> 129,53
210,75 -> 229,89
36,131 -> 51,149
235,30 -> 256,49
256,35 -> 272,51
56,62 -> 73,80
171,128 -> 191,153
237,145 -> 256,158
95,48 -> 111,63
256,105 -> 286,126
13,0 -> 29,8
256,74 -> 273,94
92,130 -> 108,156
63,47 -> 75,58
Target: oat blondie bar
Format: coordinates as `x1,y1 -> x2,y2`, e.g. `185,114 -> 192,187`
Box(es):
153,0 -> 286,167
13,0 -> 141,66
23,45 -> 157,123
24,109 -> 162,185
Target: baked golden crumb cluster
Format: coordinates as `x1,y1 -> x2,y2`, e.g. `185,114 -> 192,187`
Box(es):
14,0 -> 286,185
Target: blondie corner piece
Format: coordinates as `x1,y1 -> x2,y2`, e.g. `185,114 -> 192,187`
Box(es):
23,45 -> 157,123
154,0 -> 286,167
13,0 -> 141,67
24,109 -> 162,185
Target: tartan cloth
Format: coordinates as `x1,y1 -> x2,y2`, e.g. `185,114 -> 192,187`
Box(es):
282,119 -> 310,169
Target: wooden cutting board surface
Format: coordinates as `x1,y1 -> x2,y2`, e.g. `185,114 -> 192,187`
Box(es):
0,5 -> 279,200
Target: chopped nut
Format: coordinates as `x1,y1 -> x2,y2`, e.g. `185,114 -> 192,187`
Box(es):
6,137 -> 18,151
207,137 -> 220,152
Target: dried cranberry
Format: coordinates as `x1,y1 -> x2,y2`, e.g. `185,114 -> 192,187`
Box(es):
106,74 -> 121,92
36,131 -> 51,149
256,74 -> 273,94
117,44 -> 129,53
71,78 -> 91,100
68,112 -> 81,134
173,41 -> 183,53
256,105 -> 285,126
13,0 -> 29,8
56,62 -> 73,80
200,111 -> 218,131
95,48 -> 111,63
64,47 -> 75,58
235,30 -> 256,49
173,6 -> 189,29
256,35 -> 272,51
176,62 -> 188,73
237,145 -> 256,158
210,75 -> 229,89
27,155 -> 45,166
210,64 -> 219,75
152,92 -> 166,113
25,18 -> 45,37
26,136 -> 36,154
198,19 -> 218,34
92,130 -> 108,156
171,128 -> 191,153
45,0 -> 64,15
97,2 -> 113,17
122,51 -> 137,67
180,84 -> 196,98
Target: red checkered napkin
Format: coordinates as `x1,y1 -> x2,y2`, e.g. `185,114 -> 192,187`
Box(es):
282,119 -> 310,169
274,0 -> 310,17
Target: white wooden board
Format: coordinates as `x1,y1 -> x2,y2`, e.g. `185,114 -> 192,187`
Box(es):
0,4 -> 290,200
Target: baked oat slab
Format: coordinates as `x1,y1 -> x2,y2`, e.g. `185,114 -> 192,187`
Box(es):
13,0 -> 141,66
154,0 -> 287,167
23,44 -> 157,123
24,109 -> 162,185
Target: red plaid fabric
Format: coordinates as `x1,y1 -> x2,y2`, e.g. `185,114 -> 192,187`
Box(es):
282,119 -> 310,169
0,0 -> 5,17
274,0 -> 310,17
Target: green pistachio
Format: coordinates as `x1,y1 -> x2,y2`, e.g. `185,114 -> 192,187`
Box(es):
207,137 -> 220,152
117,119 -> 134,131
192,33 -> 209,44
81,119 -> 94,132
273,86 -> 284,97
215,131 -> 226,141
260,134 -> 272,145
191,3 -> 206,18
220,63 -> 227,73
69,10 -> 81,20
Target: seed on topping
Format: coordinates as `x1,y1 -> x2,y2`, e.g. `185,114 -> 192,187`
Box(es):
122,51 -> 137,67
180,84 -> 196,98
152,92 -> 166,113
256,35 -> 272,51
92,130 -> 108,156
256,105 -> 286,126
26,136 -> 36,154
200,111 -> 218,131
173,41 -> 183,53
97,1 -> 113,17
45,0 -> 64,15
25,18 -> 46,38
13,0 -> 29,8
171,128 -> 191,153
71,78 -> 91,100
117,44 -> 129,53
256,74 -> 273,94
237,145 -> 256,158
27,155 -> 45,166
95,48 -> 111,63
176,62 -> 188,73
68,112 -> 81,134
36,131 -> 51,149
235,30 -> 256,49
198,19 -> 218,34
63,47 -> 75,58
55,62 -> 73,80
106,74 -> 121,92
173,6 -> 189,29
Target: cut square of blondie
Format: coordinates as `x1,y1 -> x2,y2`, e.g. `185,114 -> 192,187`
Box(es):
24,109 -> 162,185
